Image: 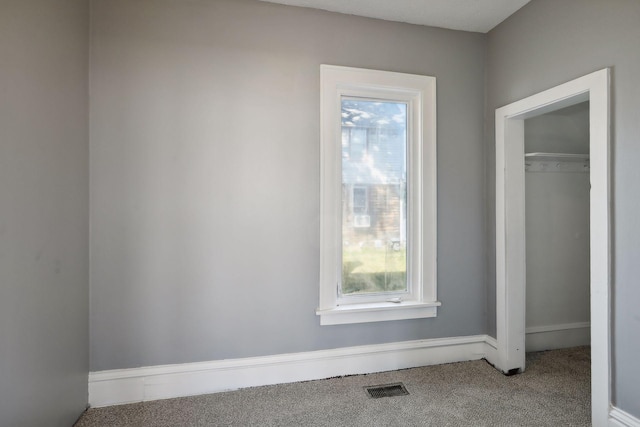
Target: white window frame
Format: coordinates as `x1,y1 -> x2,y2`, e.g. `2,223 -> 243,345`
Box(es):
351,185 -> 368,214
317,65 -> 439,326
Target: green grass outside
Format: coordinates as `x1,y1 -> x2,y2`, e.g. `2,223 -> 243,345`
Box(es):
342,247 -> 406,294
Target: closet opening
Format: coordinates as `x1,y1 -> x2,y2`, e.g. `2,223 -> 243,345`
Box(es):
524,102 -> 591,354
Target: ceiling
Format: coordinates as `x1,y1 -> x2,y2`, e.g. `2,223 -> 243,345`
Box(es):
257,0 -> 530,33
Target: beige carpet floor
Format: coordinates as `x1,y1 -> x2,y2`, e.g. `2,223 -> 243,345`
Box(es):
75,346 -> 590,426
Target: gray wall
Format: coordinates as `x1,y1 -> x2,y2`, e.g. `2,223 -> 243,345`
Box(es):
89,0 -> 487,371
0,1 -> 89,426
525,171 -> 591,349
486,0 -> 640,416
525,102 -> 590,154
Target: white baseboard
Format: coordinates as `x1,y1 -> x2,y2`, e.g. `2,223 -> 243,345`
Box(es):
89,334 -> 494,408
610,407 -> 640,427
483,335 -> 499,367
525,322 -> 590,352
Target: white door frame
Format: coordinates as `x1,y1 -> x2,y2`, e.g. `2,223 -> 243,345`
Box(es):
495,69 -> 610,425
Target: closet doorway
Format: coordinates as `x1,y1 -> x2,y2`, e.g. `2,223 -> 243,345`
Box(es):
494,69 -> 610,425
524,102 -> 590,353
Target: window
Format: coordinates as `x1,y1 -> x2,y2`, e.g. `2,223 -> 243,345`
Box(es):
351,186 -> 370,229
352,186 -> 368,215
317,65 -> 439,325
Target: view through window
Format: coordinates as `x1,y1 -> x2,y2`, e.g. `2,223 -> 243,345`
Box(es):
340,99 -> 407,296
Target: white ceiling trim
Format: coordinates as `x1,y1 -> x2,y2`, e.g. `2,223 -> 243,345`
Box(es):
257,0 -> 530,33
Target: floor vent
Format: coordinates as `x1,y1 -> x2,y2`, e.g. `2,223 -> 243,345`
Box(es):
365,382 -> 409,398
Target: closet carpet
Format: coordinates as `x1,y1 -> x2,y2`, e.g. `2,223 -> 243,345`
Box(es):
75,346 -> 590,427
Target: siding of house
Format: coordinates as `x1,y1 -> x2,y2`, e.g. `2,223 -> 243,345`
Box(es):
342,184 -> 403,245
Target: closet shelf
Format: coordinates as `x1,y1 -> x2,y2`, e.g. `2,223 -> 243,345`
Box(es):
525,152 -> 589,162
525,152 -> 590,173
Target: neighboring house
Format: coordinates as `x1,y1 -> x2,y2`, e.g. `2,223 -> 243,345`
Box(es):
341,100 -> 407,249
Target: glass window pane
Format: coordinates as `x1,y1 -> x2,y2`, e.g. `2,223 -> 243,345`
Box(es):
341,99 -> 407,296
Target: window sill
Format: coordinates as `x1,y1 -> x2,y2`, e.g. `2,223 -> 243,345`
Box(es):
316,301 -> 441,326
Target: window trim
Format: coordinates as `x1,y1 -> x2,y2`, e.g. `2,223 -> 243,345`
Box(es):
317,65 -> 439,325
351,185 -> 368,215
